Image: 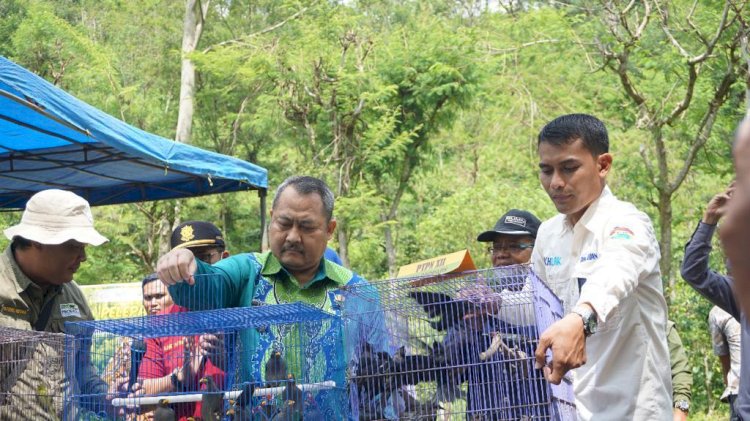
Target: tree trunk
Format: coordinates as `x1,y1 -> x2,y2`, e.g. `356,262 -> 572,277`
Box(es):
175,0 -> 209,144
164,0 -> 210,253
336,222 -> 350,268
743,32 -> 749,114
383,215 -> 398,278
657,190 -> 673,303
158,209 -> 173,259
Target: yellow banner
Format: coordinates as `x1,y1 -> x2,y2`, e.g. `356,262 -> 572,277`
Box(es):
79,282 -> 145,319
396,249 -> 476,280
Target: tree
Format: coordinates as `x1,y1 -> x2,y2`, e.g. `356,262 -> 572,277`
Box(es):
253,3 -> 480,274
585,0 -> 748,292
176,0 -> 210,145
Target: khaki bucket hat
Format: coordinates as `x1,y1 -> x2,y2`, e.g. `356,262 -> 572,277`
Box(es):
4,189 -> 108,246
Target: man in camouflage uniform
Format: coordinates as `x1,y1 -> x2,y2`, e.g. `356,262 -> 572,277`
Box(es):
0,189 -> 124,419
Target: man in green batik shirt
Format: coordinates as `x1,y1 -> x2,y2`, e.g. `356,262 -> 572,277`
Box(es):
157,176 -> 388,419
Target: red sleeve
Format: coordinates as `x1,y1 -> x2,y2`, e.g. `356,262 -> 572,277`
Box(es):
137,337 -> 166,379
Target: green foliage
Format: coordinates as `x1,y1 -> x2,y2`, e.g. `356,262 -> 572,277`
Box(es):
0,1 -> 746,415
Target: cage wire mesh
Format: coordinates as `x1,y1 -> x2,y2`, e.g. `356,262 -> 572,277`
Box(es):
343,265 -> 576,420
64,287 -> 349,421
0,326 -> 72,421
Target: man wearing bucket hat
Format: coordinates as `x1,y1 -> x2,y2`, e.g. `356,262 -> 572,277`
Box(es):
0,189 -> 128,418
1,189 -> 107,330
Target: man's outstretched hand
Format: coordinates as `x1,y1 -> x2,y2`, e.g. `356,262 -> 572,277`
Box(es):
156,248 -> 197,286
702,182 -> 735,225
534,313 -> 587,384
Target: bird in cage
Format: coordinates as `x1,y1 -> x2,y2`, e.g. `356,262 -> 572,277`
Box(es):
154,398 -> 176,421
226,381 -> 256,421
265,350 -> 289,387
200,376 -> 224,421
354,341 -> 396,398
262,374 -> 304,421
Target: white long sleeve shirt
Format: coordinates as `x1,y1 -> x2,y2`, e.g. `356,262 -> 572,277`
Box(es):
531,186 -> 672,420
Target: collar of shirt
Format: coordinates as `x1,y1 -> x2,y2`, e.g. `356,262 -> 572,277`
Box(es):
258,251 -> 350,289
4,246 -> 44,296
561,185 -> 614,234
2,246 -> 62,319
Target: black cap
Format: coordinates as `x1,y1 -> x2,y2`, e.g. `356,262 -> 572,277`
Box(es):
477,209 -> 541,242
170,221 -> 225,250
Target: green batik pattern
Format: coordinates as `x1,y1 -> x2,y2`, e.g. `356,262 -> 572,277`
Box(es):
252,252 -> 351,382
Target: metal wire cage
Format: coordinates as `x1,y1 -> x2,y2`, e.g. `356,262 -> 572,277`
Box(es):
343,265 -> 576,420
64,301 -> 349,420
0,326 -> 73,421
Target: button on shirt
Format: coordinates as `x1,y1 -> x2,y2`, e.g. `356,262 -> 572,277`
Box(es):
531,186 -> 672,420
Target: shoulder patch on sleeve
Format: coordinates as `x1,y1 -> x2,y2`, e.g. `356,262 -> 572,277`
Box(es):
609,226 -> 634,240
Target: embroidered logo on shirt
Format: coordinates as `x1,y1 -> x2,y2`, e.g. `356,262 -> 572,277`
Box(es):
544,256 -> 562,266
1,305 -> 28,316
60,303 -> 81,318
579,252 -> 599,262
609,226 -> 634,240
505,215 -> 527,227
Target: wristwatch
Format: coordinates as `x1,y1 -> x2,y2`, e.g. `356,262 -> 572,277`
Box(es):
571,306 -> 598,336
674,399 -> 690,413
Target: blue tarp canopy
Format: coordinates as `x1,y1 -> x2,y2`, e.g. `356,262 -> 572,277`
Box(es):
0,56 -> 268,210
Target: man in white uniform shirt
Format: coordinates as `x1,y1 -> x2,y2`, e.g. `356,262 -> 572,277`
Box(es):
530,114 -> 672,420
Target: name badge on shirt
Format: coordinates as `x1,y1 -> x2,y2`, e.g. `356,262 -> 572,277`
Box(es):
1,304 -> 29,319
60,303 -> 81,318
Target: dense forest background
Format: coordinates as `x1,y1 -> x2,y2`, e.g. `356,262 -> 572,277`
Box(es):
1,0 -> 748,417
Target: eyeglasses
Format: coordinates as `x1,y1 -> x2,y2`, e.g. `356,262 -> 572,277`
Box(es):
487,243 -> 534,254
193,250 -> 222,262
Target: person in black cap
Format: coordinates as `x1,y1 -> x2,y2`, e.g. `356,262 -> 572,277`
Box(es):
170,221 -> 229,264
460,210 -> 544,419
477,209 -> 541,268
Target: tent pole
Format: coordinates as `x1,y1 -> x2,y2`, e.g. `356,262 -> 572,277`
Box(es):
259,188 -> 268,252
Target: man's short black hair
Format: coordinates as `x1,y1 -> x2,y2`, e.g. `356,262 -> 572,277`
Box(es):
272,176 -> 335,221
538,113 -> 609,156
141,273 -> 159,289
10,236 -> 33,251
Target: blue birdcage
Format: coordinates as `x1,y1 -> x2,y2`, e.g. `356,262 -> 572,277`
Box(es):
342,265 -> 576,420
64,296 -> 349,421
